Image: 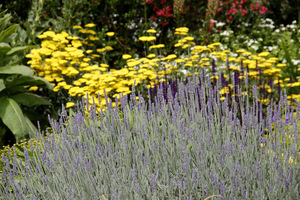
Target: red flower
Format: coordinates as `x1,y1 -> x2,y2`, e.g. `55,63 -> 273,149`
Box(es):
150,16 -> 158,21
160,0 -> 166,4
160,21 -> 167,26
44,13 -> 48,18
156,6 -> 172,18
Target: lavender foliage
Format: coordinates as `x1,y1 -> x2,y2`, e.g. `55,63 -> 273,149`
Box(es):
0,70 -> 299,199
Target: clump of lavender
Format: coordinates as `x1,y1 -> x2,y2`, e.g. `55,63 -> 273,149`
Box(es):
1,70 -> 299,199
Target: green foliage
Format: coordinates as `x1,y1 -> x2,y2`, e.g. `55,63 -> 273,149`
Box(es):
0,10 -> 55,148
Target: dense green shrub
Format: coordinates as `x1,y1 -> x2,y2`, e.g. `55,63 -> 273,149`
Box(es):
0,9 -> 55,148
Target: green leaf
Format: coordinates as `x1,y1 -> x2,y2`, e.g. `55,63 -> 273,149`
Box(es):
5,76 -> 53,90
6,45 -> 38,56
0,24 -> 19,43
2,85 -> 27,94
11,93 -> 52,107
280,39 -> 296,77
0,65 -> 34,76
0,79 -> 5,92
0,97 -> 28,142
0,12 -> 11,31
23,115 -> 37,137
0,42 -> 11,54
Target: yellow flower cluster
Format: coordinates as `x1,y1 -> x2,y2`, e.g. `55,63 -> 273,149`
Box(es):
26,25 -> 167,111
27,24 -> 300,111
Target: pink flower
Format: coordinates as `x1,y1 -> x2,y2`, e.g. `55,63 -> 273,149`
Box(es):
145,0 -> 155,4
241,9 -> 248,16
232,8 -> 237,14
260,6 -> 268,14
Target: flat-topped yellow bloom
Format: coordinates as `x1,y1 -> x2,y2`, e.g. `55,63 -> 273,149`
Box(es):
139,36 -> 156,42
73,25 -> 83,29
182,44 -> 191,49
28,86 -> 39,91
183,36 -> 194,41
276,63 -> 287,68
165,54 -> 177,60
211,42 -> 221,46
66,102 -> 75,108
175,27 -> 189,33
175,58 -> 185,63
147,54 -> 156,58
149,44 -> 165,49
236,49 -> 246,53
106,32 -> 115,37
258,51 -> 270,57
146,29 -> 157,34
122,54 -> 132,59
85,23 -> 96,28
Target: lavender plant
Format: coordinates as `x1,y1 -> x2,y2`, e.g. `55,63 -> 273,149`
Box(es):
0,70 -> 299,199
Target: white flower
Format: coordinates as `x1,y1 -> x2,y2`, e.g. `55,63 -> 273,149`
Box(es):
216,22 -> 225,27
179,69 -> 188,75
220,31 -> 230,36
251,45 -> 259,51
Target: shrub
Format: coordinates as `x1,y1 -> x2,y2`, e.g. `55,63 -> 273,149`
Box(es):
0,70 -> 299,199
0,9 -> 54,148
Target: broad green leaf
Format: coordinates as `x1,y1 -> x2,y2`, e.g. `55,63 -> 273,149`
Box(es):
11,93 -> 52,107
23,115 -> 37,137
0,42 -> 11,54
0,97 -> 27,142
0,120 -> 7,147
0,65 -> 34,76
2,85 -> 27,94
6,45 -> 37,56
0,79 -> 5,92
5,75 -> 53,90
0,24 -> 19,43
22,109 -> 46,121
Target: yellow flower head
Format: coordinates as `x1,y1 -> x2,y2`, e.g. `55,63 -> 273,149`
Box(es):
85,23 -> 96,28
183,36 -> 194,41
28,86 -> 39,91
138,36 -> 156,42
147,54 -> 156,58
149,44 -> 165,49
73,25 -> 83,29
258,51 -> 270,57
106,32 -> 115,37
276,63 -> 287,68
87,30 -> 96,35
66,102 -> 75,108
122,54 -> 132,59
146,29 -> 157,34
